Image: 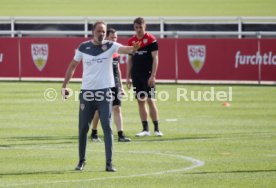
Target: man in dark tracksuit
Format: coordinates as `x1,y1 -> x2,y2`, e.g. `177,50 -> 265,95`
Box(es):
90,28 -> 131,143
62,21 -> 140,172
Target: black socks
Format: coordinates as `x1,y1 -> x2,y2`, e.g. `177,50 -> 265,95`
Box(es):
142,121 -> 159,131
118,131 -> 123,138
153,121 -> 159,131
142,121 -> 149,131
91,129 -> 97,136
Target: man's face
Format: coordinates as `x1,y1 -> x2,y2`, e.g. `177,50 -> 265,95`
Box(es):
134,23 -> 146,36
106,32 -> 117,42
93,24 -> 106,43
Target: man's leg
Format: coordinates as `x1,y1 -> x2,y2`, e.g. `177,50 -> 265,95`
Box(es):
76,91 -> 96,170
135,98 -> 151,136
113,105 -> 131,142
147,98 -> 158,122
91,111 -> 101,142
92,111 -> 100,129
111,87 -> 131,142
138,99 -> 148,122
97,89 -> 116,171
147,96 -> 163,136
132,76 -> 150,136
113,105 -> 123,131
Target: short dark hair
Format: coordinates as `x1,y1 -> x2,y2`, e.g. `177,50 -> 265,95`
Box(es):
133,17 -> 145,25
92,21 -> 106,31
106,28 -> 116,37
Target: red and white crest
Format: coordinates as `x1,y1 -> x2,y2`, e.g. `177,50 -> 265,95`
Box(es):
31,44 -> 48,71
187,45 -> 206,74
143,38 -> 148,44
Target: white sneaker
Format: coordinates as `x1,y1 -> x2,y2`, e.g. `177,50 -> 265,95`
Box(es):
154,131 -> 163,137
92,138 -> 102,142
135,131 -> 151,137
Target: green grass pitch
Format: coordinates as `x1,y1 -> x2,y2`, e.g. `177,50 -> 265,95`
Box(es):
0,0 -> 276,16
0,82 -> 275,187
0,1 -> 276,187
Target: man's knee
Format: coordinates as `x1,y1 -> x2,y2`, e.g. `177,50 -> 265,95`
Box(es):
79,125 -> 89,134
113,106 -> 120,114
99,113 -> 112,132
101,121 -> 112,133
137,98 -> 146,105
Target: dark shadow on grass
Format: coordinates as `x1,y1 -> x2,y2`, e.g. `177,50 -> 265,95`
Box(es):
135,132 -> 276,142
7,136 -> 78,141
135,136 -> 217,142
1,136 -> 78,147
224,131 -> 275,136
0,169 -> 99,177
185,169 -> 276,175
3,141 -> 76,147
0,145 -> 11,149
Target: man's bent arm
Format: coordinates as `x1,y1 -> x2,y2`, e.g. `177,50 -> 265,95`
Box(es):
127,55 -> 133,80
150,50 -> 158,78
117,63 -> 123,88
126,55 -> 133,89
147,50 -> 158,87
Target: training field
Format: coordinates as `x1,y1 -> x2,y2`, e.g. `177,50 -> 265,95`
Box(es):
0,0 -> 276,16
0,0 -> 276,187
0,82 -> 275,188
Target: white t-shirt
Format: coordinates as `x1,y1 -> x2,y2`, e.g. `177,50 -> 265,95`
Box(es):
74,40 -> 122,90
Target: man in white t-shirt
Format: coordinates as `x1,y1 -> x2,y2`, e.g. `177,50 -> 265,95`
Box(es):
62,21 -> 140,172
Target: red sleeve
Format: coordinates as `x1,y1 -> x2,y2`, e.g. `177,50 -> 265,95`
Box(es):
147,33 -> 156,43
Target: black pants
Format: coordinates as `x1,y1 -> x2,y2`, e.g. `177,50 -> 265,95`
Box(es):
78,88 -> 113,165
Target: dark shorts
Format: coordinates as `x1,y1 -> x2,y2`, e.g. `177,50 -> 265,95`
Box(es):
132,75 -> 155,99
111,87 -> 121,106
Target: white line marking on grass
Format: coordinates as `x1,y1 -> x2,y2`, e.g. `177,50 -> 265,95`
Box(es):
0,150 -> 204,187
165,118 -> 178,122
265,154 -> 276,157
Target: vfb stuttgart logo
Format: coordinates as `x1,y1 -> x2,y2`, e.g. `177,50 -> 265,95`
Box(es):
187,45 -> 206,74
31,44 -> 48,71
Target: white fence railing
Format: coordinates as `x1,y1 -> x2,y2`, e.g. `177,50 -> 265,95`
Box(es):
1,16 -> 276,38
0,30 -> 272,37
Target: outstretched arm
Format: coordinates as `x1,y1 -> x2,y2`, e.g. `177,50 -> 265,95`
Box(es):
118,41 -> 141,54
